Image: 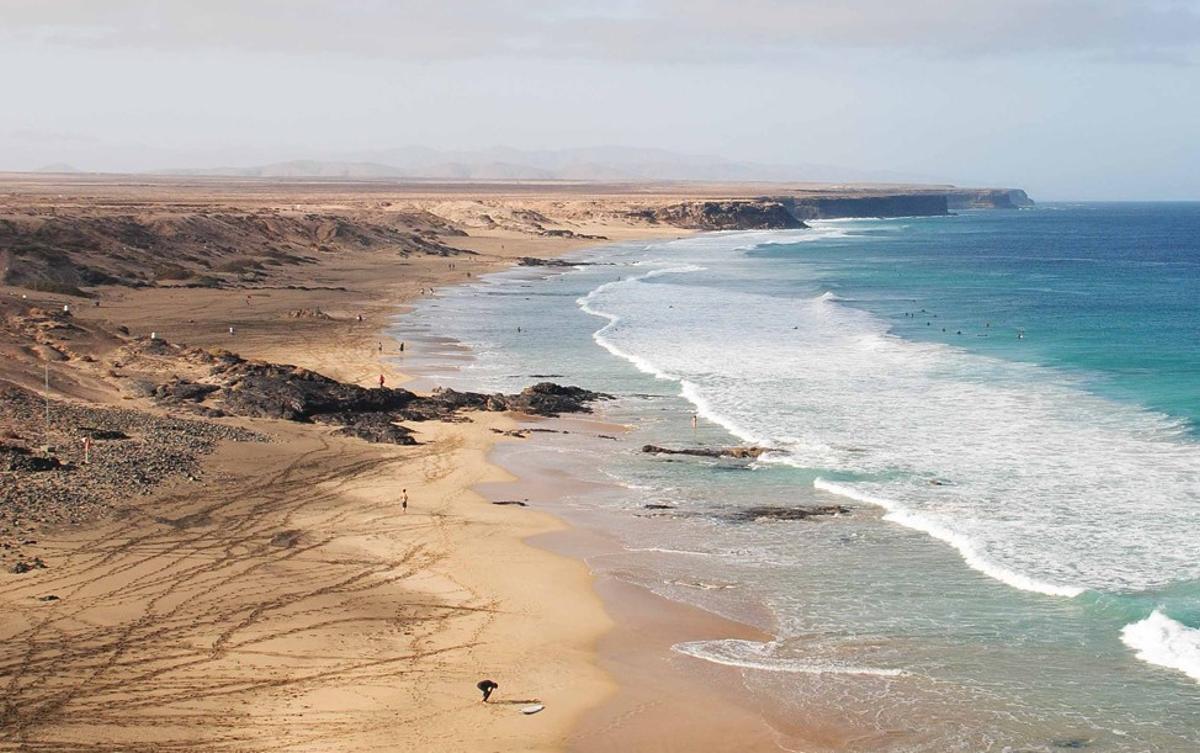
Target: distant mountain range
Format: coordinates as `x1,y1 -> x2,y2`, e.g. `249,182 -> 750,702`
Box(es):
154,146 -> 947,185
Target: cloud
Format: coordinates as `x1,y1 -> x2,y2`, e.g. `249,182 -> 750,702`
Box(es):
1,0 -> 1198,63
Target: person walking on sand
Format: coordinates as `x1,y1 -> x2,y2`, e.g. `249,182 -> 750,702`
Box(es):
477,679 -> 498,702
379,374 -> 386,389
401,488 -> 408,514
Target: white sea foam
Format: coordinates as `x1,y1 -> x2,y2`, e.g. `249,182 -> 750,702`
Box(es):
673,639 -> 906,677
626,546 -> 715,557
576,264 -> 707,384
813,479 -> 1084,598
1121,611 -> 1200,684
575,239 -> 1200,600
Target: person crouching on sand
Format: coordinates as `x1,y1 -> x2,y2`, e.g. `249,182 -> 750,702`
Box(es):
477,679 -> 498,702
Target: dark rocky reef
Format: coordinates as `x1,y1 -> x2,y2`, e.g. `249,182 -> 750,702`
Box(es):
642,445 -> 770,459
723,505 -> 850,522
634,201 -> 808,231
149,352 -> 609,445
517,257 -> 584,267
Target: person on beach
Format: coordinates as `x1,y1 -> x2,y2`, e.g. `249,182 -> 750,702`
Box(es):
379,374 -> 386,389
402,488 -> 408,514
477,679 -> 498,702
691,414 -> 698,430
400,341 -> 405,352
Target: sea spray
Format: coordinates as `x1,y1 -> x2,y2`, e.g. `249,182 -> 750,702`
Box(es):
1121,611 -> 1200,683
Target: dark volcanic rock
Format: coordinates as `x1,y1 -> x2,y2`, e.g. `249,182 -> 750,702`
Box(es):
500,382 -> 611,417
316,412 -> 417,445
10,558 -> 48,574
214,359 -> 419,420
517,257 -> 587,267
724,505 -> 850,523
146,354 -> 607,445
0,445 -> 62,472
154,378 -> 220,403
78,427 -> 131,440
642,444 -> 769,459
640,200 -> 807,231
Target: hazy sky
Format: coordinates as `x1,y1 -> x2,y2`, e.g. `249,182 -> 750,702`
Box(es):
2,1 -> 1198,199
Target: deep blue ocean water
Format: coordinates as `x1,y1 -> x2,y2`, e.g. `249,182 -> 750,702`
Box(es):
397,204 -> 1200,752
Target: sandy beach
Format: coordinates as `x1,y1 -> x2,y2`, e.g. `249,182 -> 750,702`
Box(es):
0,174 -> 1011,751
0,173 -> 822,752
0,176 -> 677,752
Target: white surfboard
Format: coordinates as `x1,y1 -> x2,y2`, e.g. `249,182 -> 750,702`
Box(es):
520,704 -> 545,715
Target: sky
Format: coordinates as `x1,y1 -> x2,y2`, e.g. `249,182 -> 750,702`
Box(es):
1,0 -> 1198,199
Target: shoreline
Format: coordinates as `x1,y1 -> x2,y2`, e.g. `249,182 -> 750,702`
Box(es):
397,272 -> 812,750
473,427 -> 794,752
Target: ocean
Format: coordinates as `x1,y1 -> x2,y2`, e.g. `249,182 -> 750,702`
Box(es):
396,203 -> 1200,752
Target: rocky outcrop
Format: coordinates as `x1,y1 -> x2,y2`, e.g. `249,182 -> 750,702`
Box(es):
946,189 -> 1034,210
501,383 -> 610,416
723,505 -> 850,522
313,412 -> 417,445
212,360 -> 416,421
641,445 -> 769,459
517,257 -> 591,267
149,355 -> 609,443
634,201 -> 808,230
788,194 -> 949,220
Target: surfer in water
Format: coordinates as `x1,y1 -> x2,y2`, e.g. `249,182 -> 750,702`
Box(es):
477,679 -> 498,702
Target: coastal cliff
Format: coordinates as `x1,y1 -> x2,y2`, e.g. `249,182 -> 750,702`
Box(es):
633,200 -> 808,230
786,193 -> 950,220
627,188 -> 1034,231
946,188 -> 1034,210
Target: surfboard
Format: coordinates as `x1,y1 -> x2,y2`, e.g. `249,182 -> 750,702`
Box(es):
520,704 -> 545,715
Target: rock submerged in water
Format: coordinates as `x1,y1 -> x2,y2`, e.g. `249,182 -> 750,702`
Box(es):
641,445 -> 769,459
723,505 -> 850,523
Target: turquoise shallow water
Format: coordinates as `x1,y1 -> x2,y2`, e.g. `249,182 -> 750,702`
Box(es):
397,204 -> 1200,752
